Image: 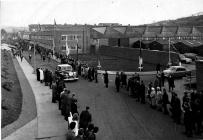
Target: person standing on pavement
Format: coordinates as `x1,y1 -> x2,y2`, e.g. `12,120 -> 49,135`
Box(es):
57,77 -> 66,109
71,94 -> 78,115
168,75 -> 175,92
162,88 -> 169,115
182,92 -> 193,137
39,68 -> 44,83
103,70 -> 109,88
66,122 -> 76,140
64,90 -> 72,120
173,93 -> 181,124
79,106 -> 92,131
94,69 -> 98,83
115,72 -> 121,92
73,128 -> 84,140
52,81 -> 57,103
140,81 -> 146,104
150,87 -> 156,108
161,70 -> 165,87
156,63 -> 161,74
156,87 -> 163,111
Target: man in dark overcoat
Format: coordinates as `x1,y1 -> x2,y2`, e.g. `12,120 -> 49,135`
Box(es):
103,70 -> 109,88
79,106 -> 92,131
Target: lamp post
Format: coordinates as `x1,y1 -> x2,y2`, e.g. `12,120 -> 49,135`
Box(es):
76,36 -> 79,62
168,37 -> 172,67
33,33 -> 36,74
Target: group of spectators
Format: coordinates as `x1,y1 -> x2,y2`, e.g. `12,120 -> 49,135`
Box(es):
112,69 -> 203,138
51,76 -> 99,140
79,65 -> 98,83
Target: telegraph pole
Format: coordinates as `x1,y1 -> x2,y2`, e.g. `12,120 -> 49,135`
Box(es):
33,33 -> 36,74
168,37 -> 172,67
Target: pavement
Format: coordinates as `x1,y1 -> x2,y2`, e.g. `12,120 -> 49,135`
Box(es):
3,56 -> 68,140
2,55 -> 37,139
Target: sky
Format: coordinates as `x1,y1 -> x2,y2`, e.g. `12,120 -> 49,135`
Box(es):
1,0 -> 203,27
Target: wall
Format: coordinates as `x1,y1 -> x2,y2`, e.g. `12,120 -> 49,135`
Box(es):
196,60 -> 203,92
99,46 -> 179,67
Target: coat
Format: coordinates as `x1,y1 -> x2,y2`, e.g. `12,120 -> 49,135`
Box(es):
103,73 -> 109,84
39,69 -> 44,81
79,110 -> 92,129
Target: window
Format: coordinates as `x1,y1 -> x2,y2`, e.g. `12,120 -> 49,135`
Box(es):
61,45 -> 66,50
67,35 -> 74,40
70,45 -> 76,50
176,68 -> 186,71
61,35 -> 66,41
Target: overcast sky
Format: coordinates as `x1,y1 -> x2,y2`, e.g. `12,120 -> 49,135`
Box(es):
1,0 -> 203,27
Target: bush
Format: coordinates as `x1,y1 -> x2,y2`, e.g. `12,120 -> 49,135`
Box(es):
2,81 -> 14,91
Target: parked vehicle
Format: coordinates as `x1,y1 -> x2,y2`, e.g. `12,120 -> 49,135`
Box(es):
55,64 -> 78,81
179,54 -> 192,64
184,53 -> 197,61
163,66 -> 191,78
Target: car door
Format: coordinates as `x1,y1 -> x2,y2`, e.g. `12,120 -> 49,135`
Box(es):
176,67 -> 186,77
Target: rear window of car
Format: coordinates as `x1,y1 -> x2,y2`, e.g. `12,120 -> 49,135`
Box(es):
58,66 -> 72,71
176,68 -> 186,71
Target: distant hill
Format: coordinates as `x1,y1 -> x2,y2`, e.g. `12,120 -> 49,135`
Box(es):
150,13 -> 203,26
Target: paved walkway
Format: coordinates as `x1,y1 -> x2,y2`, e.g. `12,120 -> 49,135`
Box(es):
3,57 -> 68,140
2,53 -> 37,139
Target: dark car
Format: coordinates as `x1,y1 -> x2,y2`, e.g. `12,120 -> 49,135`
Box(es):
55,64 -> 78,81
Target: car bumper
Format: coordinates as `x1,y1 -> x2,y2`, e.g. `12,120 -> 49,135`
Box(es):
63,77 -> 79,81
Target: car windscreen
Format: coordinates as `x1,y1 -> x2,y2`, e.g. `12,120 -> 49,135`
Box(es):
169,67 -> 176,71
60,66 -> 72,71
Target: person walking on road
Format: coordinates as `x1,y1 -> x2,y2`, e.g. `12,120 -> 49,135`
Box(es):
94,69 -> 98,83
115,72 -> 120,92
140,81 -> 146,104
162,88 -> 169,114
103,70 -> 109,88
79,106 -> 92,131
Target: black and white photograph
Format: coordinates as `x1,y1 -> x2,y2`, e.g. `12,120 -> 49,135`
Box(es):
1,0 -> 203,139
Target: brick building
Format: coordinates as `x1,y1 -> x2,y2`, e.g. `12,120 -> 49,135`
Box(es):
28,24 -> 203,55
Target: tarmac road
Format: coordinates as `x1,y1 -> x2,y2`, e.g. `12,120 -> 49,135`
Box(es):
65,75 -> 191,140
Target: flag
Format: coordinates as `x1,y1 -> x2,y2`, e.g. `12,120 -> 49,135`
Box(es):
138,39 -> 143,71
139,56 -> 143,66
66,41 -> 70,56
38,24 -> 41,31
54,19 -> 56,26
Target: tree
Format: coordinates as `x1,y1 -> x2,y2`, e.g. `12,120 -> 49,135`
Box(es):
1,29 -> 8,40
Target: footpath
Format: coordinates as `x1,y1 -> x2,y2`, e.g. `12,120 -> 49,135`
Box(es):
3,56 -> 68,140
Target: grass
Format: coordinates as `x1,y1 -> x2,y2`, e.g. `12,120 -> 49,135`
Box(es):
1,50 -> 22,128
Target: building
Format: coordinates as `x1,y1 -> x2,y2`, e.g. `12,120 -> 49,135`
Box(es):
29,24 -> 203,55
29,24 -> 91,54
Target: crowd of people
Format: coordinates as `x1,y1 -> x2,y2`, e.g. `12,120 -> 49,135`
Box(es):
111,69 -> 203,138
35,67 -> 99,140
22,46 -> 203,138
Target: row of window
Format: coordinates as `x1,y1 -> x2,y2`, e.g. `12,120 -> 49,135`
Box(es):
31,36 -> 53,40
61,44 -> 82,50
61,35 -> 81,41
143,36 -> 202,40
